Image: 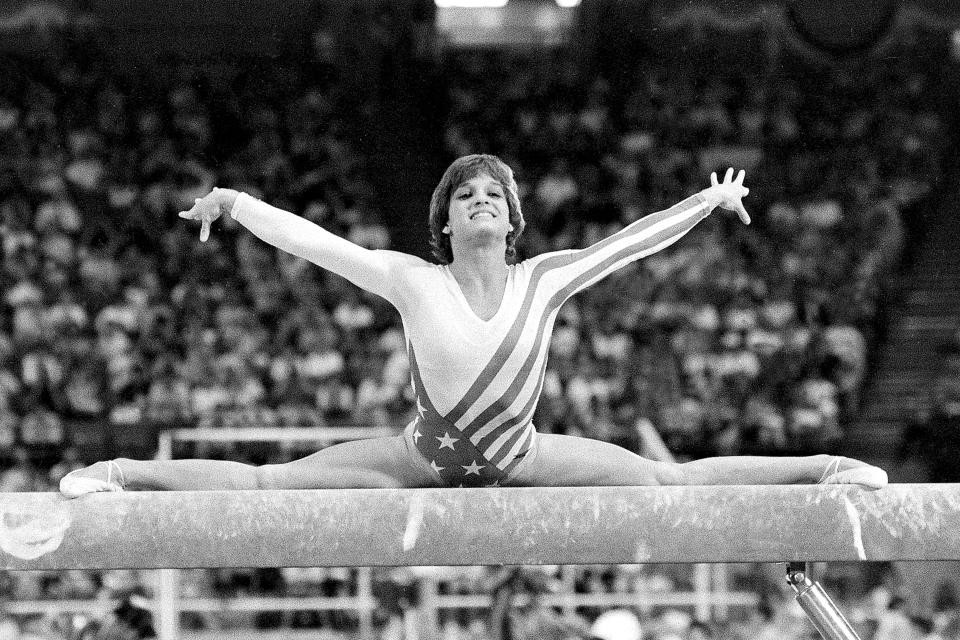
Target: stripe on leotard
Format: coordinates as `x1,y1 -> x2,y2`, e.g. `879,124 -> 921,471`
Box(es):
458,196 -> 708,446
445,195 -> 707,431
404,195 -> 708,485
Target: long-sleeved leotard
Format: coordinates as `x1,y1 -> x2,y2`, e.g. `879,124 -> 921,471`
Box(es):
230,192 -> 711,486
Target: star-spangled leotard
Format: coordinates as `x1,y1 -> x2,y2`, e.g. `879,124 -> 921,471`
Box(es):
231,192 -> 711,487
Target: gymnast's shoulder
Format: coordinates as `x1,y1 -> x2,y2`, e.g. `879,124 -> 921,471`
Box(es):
368,250 -> 439,286
371,249 -> 432,269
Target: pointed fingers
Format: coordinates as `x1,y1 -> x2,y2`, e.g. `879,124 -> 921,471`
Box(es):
179,198 -> 205,219
736,169 -> 746,185
736,205 -> 751,225
724,167 -> 734,183
199,216 -> 211,242
711,172 -> 718,187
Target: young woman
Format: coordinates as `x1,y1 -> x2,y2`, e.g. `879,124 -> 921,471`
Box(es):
61,154 -> 886,496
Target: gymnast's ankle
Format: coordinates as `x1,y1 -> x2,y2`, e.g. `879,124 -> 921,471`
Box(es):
59,460 -> 127,498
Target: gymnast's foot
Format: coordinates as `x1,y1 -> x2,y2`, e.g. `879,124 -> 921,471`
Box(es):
818,456 -> 887,489
59,460 -> 126,498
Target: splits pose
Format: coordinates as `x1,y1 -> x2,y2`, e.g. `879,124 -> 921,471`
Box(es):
61,155 -> 887,496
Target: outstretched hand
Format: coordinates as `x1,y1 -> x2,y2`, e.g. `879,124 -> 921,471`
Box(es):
178,189 -> 224,242
702,167 -> 751,225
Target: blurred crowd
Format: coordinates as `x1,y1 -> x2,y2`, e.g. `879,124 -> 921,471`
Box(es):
0,12 -> 950,478
442,39 -> 946,456
0,7 -> 956,640
4,562 -> 960,640
462,565 -> 960,640
897,329 -> 960,483
0,15 -> 405,479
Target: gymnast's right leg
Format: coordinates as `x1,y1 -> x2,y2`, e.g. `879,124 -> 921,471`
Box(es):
60,435 -> 442,497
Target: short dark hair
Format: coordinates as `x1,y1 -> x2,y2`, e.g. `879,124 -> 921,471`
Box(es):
428,154 -> 525,264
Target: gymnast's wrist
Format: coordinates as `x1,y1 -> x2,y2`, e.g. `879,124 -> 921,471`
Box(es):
212,187 -> 240,220
110,458 -> 132,488
698,187 -> 721,210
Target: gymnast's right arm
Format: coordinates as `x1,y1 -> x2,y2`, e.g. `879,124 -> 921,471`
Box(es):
179,188 -> 421,303
58,189 -> 418,498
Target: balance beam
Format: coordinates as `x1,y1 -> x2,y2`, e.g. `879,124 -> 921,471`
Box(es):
1,484 -> 958,570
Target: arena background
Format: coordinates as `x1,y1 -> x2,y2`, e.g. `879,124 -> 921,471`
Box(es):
1,0 -> 959,639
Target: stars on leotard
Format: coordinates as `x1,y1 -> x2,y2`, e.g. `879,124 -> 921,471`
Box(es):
436,432 -> 459,450
412,420 -> 508,487
462,460 -> 484,476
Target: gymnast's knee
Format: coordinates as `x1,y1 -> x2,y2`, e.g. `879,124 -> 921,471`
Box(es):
654,461 -> 689,486
254,464 -> 279,490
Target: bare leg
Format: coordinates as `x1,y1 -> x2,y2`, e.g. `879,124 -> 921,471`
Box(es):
677,454 -> 844,485
506,434 -> 675,486
116,458 -> 263,490
256,436 -> 441,490
62,436 -> 441,495
507,434 -> 880,487
117,458 -> 404,490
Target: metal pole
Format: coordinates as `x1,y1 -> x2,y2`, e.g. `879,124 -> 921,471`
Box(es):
713,563 -> 730,622
155,568 -> 179,640
154,433 -> 177,640
786,562 -> 860,640
356,567 -> 374,639
693,563 -> 711,621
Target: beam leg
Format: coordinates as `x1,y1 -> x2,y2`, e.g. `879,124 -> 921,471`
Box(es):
786,562 -> 860,640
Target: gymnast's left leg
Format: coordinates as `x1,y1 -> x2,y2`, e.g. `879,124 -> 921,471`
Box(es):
505,434 -> 887,488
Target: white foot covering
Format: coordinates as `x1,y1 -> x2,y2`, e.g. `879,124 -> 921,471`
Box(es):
59,461 -> 126,499
819,457 -> 888,489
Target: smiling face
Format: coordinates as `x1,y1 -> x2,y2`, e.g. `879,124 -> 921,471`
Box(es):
428,154 -> 525,264
446,174 -> 512,242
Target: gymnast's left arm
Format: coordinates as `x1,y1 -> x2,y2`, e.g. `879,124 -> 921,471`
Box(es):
603,166 -> 750,260
540,168 -> 750,302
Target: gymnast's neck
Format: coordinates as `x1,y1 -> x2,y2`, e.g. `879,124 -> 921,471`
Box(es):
447,242 -> 511,289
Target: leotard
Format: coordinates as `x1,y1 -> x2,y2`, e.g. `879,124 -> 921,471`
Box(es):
231,192 -> 710,486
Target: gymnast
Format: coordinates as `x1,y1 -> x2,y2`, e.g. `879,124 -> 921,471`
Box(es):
61,154 -> 887,496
